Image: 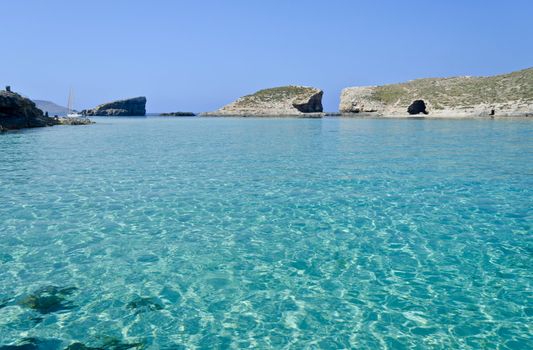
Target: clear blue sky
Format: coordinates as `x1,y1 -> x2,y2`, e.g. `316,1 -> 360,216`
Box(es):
1,0 -> 532,112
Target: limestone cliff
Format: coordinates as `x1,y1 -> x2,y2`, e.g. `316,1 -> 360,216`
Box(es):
203,86 -> 323,116
82,96 -> 146,116
339,68 -> 533,117
0,89 -> 59,131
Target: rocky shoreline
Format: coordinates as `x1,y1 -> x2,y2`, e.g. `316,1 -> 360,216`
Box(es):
2,68 -> 532,130
53,117 -> 94,126
200,68 -> 531,118
334,113 -> 533,119
0,88 -> 95,132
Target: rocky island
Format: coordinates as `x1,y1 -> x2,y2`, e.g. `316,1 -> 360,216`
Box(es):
82,96 -> 146,116
1,88 -> 59,131
202,86 -> 323,117
339,67 -> 533,117
160,112 -> 196,116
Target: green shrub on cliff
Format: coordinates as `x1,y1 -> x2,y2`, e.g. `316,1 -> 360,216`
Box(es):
370,67 -> 533,106
237,86 -> 319,106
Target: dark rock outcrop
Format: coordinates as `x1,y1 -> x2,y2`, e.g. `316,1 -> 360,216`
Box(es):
82,97 -> 146,116
159,112 -> 196,116
292,90 -> 323,113
0,89 -> 59,131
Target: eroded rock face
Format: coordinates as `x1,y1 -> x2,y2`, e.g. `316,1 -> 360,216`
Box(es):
339,67 -> 533,117
292,90 -> 323,113
82,97 -> 146,116
339,86 -> 383,114
0,90 -> 59,131
203,86 -> 323,116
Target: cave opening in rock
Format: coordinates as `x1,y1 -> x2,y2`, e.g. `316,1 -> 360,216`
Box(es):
407,100 -> 428,115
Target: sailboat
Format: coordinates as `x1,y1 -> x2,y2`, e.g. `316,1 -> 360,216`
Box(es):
67,88 -> 83,118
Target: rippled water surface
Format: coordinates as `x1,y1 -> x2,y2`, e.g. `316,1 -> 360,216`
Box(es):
0,117 -> 532,349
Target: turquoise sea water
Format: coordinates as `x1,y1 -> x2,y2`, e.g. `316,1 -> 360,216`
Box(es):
0,117 -> 531,349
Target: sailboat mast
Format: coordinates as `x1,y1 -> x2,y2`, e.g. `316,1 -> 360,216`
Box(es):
67,88 -> 73,115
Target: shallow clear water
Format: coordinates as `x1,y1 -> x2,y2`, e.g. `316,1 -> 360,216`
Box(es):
0,117 -> 532,349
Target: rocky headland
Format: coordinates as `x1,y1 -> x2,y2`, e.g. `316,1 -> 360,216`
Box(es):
82,96 -> 146,116
0,89 -> 60,131
202,86 -> 323,117
339,68 -> 533,117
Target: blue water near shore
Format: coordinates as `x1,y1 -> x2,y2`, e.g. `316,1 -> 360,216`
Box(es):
0,117 -> 532,349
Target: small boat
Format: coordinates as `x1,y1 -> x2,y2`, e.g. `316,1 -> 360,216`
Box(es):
67,88 -> 83,118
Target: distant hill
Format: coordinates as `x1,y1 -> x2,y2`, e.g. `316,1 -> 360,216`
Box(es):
33,100 -> 71,116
